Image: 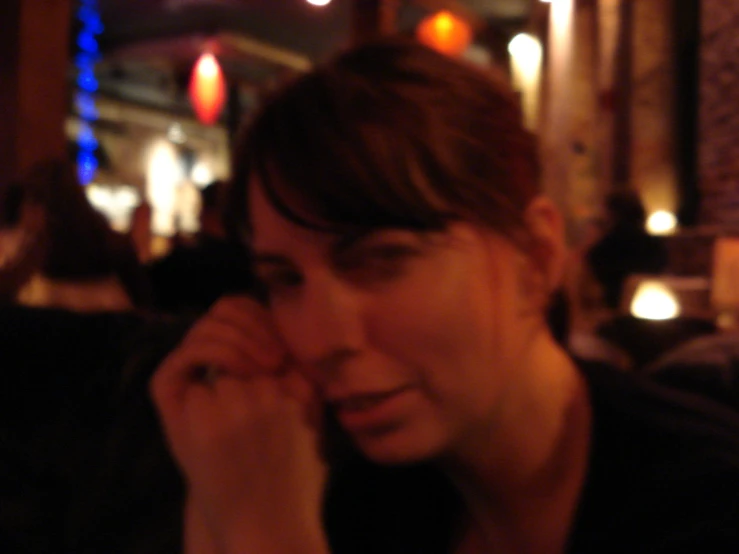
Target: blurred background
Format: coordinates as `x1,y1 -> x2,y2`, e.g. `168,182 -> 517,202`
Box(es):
0,0 -> 711,237
4,0 -> 739,331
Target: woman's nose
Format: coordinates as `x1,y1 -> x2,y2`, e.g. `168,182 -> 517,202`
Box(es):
279,274 -> 365,376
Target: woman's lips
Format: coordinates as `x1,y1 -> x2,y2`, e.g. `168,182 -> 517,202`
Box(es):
332,387 -> 414,432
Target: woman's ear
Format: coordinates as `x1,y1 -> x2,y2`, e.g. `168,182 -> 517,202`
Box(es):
523,196 -> 568,294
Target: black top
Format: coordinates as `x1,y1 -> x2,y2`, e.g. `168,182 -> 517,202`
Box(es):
325,360 -> 739,553
570,361 -> 739,553
41,341 -> 739,554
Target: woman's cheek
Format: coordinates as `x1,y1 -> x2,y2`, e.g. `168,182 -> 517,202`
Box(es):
365,262 -> 480,367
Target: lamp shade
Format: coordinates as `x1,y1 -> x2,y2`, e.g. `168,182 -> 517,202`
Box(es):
416,10 -> 472,57
189,52 -> 226,125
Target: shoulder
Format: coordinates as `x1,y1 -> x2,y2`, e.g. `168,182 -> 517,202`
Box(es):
581,356 -> 738,419
570,360 -> 739,553
646,332 -> 739,410
579,358 -> 739,469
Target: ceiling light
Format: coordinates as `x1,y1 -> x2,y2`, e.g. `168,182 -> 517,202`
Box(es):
189,53 -> 226,126
416,10 -> 472,57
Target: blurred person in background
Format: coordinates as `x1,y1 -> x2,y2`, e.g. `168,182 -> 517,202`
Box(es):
0,159 -> 152,312
129,198 -> 153,264
146,179 -> 256,316
584,189 -> 669,312
0,158 -> 158,553
0,175 -> 45,303
565,190 -> 672,370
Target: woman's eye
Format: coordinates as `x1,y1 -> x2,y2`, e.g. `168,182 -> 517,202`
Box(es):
340,243 -> 419,282
258,269 -> 303,296
367,244 -> 417,262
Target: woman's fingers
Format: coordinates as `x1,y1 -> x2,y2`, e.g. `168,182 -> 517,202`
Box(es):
161,371 -> 328,549
189,295 -> 286,371
149,293 -> 330,550
184,320 -> 283,371
207,295 -> 284,351
280,369 -> 323,430
149,294 -> 293,463
151,295 -> 287,399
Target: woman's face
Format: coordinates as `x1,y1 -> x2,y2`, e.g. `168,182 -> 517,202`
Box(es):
249,182 -> 544,465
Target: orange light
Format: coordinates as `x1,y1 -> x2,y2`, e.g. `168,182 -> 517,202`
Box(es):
416,10 -> 472,57
189,52 -> 226,125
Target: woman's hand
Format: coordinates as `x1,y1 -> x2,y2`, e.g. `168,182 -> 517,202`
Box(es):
150,295 -> 329,554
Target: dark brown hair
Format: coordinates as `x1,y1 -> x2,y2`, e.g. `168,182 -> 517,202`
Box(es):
228,37 -> 540,245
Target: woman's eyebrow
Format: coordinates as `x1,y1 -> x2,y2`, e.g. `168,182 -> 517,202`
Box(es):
252,252 -> 292,268
332,229 -> 374,255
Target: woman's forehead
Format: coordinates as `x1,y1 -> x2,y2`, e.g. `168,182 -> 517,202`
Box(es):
248,181 -> 340,249
249,183 -> 370,245
247,169 -> 445,238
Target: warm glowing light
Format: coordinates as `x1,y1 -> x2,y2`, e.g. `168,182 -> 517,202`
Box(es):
646,210 -> 677,235
551,0 -> 574,34
416,10 -> 472,57
189,52 -> 226,125
175,180 -> 201,234
306,0 -> 331,5
191,160 -> 214,188
509,33 -> 542,63
508,33 -> 543,129
86,184 -> 140,231
630,281 -> 680,320
167,122 -> 187,144
146,139 -> 184,236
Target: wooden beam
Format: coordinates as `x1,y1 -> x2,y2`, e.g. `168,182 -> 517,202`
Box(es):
218,32 -> 312,72
0,0 -> 73,178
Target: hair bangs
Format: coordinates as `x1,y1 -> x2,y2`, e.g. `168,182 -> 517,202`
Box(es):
227,37 -> 542,251
245,72 -> 454,237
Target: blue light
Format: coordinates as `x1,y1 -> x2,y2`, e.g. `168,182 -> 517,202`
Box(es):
77,151 -> 98,185
78,11 -> 104,35
78,6 -> 103,30
75,92 -> 99,121
78,6 -> 95,22
78,149 -> 97,166
77,30 -> 99,55
77,123 -> 99,151
76,0 -> 102,187
75,52 -> 100,67
77,70 -> 99,93
89,19 -> 104,35
79,2 -> 103,32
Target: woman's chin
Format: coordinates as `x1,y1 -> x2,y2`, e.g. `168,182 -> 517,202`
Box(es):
352,430 -> 442,466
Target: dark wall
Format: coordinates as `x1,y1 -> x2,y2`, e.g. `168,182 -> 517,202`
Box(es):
698,0 -> 739,227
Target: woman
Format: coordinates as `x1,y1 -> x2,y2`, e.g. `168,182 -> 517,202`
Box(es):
151,38 -> 739,553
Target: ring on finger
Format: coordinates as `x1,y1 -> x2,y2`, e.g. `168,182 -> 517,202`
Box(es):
197,365 -> 223,387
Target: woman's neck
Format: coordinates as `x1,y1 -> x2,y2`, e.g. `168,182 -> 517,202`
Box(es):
443,341 -> 592,554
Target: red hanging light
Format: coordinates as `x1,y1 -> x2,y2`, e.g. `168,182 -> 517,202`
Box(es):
188,52 -> 226,125
416,10 -> 472,57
